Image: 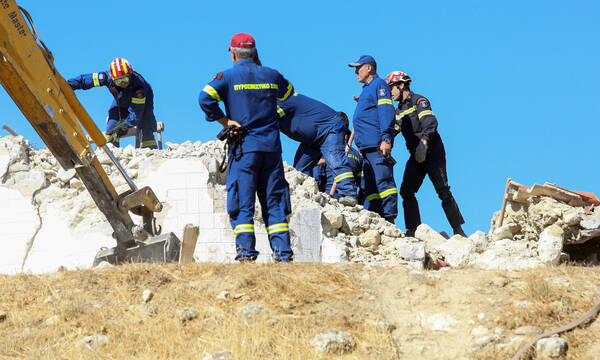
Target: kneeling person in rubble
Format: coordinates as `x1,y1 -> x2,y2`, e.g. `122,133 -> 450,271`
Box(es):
277,94 -> 359,206
68,58 -> 158,149
198,33 -> 294,262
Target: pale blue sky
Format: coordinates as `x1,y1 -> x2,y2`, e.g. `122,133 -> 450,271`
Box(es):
1,0 -> 598,234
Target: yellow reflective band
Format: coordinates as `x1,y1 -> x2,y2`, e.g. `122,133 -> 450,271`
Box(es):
266,222 -> 289,235
359,171 -> 364,177
141,140 -> 156,148
131,97 -> 146,104
121,58 -> 128,74
394,124 -> 400,132
377,99 -> 393,106
366,187 -> 398,201
418,110 -> 435,119
233,224 -> 255,235
233,83 -> 279,91
278,82 -> 293,101
334,172 -> 354,183
277,106 -> 285,118
93,72 -> 100,87
202,85 -> 222,102
397,106 -> 417,119
347,153 -> 359,162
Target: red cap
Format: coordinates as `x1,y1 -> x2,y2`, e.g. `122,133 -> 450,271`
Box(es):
229,33 -> 255,51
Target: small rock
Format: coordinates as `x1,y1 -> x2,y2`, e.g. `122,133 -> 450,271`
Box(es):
94,261 -> 112,269
493,225 -> 513,240
45,315 -> 61,325
202,351 -> 234,360
0,310 -> 7,322
469,231 -> 488,253
375,321 -> 396,333
217,291 -> 231,300
142,289 -> 154,303
471,335 -> 502,352
177,308 -> 198,322
267,318 -> 279,326
538,225 -> 564,265
310,330 -> 356,355
322,211 -> 343,230
359,230 -> 381,247
237,305 -> 265,322
536,337 -> 568,358
515,326 -> 543,335
471,326 -> 489,336
77,334 -> 110,350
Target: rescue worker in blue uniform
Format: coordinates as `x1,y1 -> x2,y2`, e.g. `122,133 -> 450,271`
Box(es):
385,71 -> 466,237
198,33 -> 294,262
277,94 -> 358,206
68,58 -> 158,149
348,55 -> 398,222
314,112 -> 363,200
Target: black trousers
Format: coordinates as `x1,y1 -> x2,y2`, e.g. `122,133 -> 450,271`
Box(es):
399,135 -> 464,231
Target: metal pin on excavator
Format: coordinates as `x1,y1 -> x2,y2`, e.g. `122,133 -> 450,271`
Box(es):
0,1 -> 181,265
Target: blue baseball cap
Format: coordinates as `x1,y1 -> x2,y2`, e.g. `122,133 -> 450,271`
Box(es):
348,55 -> 377,68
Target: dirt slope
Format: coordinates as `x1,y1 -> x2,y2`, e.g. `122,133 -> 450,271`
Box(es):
0,264 -> 598,359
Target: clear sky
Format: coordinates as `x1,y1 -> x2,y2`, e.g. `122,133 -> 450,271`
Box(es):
1,0 -> 598,235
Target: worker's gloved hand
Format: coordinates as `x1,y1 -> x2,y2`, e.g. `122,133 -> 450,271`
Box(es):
106,121 -> 130,137
415,139 -> 428,163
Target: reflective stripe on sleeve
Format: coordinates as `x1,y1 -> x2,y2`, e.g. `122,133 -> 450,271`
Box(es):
417,110 -> 434,119
277,82 -> 293,101
277,106 -> 285,118
92,73 -> 100,87
396,106 -> 416,119
202,85 -> 222,102
266,222 -> 289,235
366,187 -> 397,201
334,172 -> 354,183
234,224 -> 255,235
131,97 -> 146,104
377,99 -> 393,106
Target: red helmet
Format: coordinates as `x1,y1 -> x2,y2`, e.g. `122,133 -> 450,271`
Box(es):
385,71 -> 411,86
109,58 -> 133,79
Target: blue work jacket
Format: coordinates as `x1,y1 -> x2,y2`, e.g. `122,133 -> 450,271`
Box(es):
352,74 -> 395,150
277,93 -> 344,147
198,58 -> 294,153
68,71 -> 155,128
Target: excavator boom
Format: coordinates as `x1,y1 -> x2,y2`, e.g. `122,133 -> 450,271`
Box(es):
0,1 -> 180,264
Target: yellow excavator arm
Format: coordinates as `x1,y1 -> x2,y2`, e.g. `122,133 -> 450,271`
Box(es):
0,1 -> 180,264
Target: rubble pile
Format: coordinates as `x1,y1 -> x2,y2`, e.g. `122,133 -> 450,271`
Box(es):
0,134 -> 598,273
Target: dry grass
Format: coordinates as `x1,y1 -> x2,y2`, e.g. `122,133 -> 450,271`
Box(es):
0,263 -> 395,360
0,263 -> 598,359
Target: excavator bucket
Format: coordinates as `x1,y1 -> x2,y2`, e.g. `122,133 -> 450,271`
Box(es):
93,232 -> 181,266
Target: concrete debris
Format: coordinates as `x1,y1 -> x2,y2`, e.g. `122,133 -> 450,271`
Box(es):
470,335 -> 503,352
309,330 -> 356,355
419,312 -> 460,332
536,337 -> 568,358
1,135 -> 598,273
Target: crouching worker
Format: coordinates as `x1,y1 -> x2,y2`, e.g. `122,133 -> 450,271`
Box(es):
198,33 -> 294,262
68,58 -> 158,149
277,93 -> 359,206
315,112 -> 363,200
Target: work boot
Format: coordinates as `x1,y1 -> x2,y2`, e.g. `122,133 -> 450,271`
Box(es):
339,195 -> 357,207
453,225 -> 467,237
405,228 -> 416,238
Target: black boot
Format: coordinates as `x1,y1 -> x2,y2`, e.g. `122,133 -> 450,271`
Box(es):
452,225 -> 467,237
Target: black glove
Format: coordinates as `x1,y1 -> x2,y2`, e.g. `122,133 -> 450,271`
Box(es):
106,121 -> 130,137
415,140 -> 428,163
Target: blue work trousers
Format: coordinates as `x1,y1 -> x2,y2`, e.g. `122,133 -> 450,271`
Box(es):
293,131 -> 356,196
226,151 -> 293,262
361,149 -> 398,219
107,107 -> 157,149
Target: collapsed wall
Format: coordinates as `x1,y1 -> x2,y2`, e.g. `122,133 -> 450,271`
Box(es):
0,136 -> 421,274
0,135 -> 598,274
